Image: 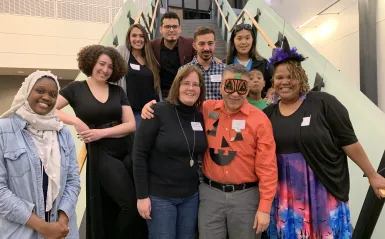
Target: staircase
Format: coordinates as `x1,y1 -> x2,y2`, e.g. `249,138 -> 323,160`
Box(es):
180,19 -> 227,60
72,0 -> 385,237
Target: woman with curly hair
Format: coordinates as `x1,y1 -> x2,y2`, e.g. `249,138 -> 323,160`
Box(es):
56,45 -> 147,238
262,40 -> 385,239
116,24 -> 160,124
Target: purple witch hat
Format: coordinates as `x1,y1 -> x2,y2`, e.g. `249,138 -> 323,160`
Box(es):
268,36 -> 306,68
268,37 -> 308,103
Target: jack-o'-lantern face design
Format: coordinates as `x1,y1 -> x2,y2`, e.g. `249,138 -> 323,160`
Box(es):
206,116 -> 244,166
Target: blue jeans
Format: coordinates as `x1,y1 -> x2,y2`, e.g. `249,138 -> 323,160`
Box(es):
147,192 -> 199,239
134,112 -> 142,126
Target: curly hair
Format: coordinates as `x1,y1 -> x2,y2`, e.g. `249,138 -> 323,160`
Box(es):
273,60 -> 310,94
77,45 -> 128,82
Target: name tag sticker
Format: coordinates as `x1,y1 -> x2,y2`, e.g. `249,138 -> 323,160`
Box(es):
301,116 -> 311,126
191,122 -> 203,131
130,63 -> 140,71
210,74 -> 222,83
232,120 -> 245,130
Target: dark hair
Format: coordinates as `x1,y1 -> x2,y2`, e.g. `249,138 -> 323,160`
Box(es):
77,45 -> 128,82
222,64 -> 251,80
125,24 -> 160,92
166,65 -> 206,108
193,26 -> 216,42
161,12 -> 180,25
226,24 -> 264,63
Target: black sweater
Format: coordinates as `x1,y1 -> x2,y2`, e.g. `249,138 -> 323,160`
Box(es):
263,92 -> 358,201
133,101 -> 208,199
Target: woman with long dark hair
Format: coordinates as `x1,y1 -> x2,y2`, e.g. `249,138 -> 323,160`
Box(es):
225,24 -> 272,93
116,24 -> 160,124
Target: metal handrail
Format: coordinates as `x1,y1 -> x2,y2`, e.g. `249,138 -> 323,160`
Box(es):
213,0 -> 276,49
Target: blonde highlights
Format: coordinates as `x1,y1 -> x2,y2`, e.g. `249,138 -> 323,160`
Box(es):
273,60 -> 310,94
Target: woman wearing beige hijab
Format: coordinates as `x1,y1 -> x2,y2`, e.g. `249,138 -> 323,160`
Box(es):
0,70 -> 81,239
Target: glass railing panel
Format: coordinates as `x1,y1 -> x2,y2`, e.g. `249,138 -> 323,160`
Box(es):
74,0 -> 138,81
216,0 -> 237,42
239,0 -> 385,235
243,1 -> 285,61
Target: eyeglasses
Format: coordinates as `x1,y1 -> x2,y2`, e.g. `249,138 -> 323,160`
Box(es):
180,81 -> 201,88
234,24 -> 252,31
163,25 -> 180,30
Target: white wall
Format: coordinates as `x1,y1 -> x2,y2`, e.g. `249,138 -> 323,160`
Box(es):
307,0 -> 385,111
0,14 -> 109,70
299,1 -> 385,238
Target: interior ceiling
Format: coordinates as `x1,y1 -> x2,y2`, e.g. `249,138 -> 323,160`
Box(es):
0,67 -> 78,81
267,0 -> 357,29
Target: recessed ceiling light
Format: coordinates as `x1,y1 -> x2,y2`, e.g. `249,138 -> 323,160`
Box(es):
17,71 -> 24,74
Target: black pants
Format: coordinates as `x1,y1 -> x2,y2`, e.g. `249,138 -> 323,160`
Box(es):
97,136 -> 147,239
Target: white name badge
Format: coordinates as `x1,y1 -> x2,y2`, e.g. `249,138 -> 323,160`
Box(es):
130,63 -> 140,71
232,120 -> 245,130
191,122 -> 203,131
301,116 -> 311,126
210,74 -> 222,83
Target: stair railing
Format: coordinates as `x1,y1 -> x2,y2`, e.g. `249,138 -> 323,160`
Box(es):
77,0 -> 161,173
213,0 -> 276,49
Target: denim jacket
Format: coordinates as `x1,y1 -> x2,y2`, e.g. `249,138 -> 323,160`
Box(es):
0,115 -> 81,239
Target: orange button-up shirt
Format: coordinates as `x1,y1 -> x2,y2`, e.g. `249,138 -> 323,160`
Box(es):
202,100 -> 277,213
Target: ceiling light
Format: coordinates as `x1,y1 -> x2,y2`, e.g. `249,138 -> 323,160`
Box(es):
296,16 -> 318,30
17,70 -> 24,74
317,20 -> 338,38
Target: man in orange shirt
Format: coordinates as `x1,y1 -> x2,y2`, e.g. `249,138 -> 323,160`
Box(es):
141,64 -> 277,238
198,64 -> 277,239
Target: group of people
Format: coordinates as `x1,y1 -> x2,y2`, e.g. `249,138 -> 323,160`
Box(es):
0,11 -> 384,239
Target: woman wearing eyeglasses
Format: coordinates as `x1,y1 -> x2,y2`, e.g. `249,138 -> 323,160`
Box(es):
225,24 -> 272,93
133,65 -> 208,239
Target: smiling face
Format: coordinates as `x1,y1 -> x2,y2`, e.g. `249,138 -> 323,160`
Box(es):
129,27 -> 145,51
193,33 -> 216,62
220,71 -> 250,113
248,70 -> 265,94
178,71 -> 201,106
27,77 -> 58,115
91,54 -> 113,82
234,29 -> 253,56
273,63 -> 301,102
160,18 -> 181,43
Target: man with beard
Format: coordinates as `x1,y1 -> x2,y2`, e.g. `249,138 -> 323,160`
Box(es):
151,12 -> 195,99
180,26 -> 226,100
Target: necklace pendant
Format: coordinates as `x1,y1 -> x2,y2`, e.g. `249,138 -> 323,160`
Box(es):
190,159 -> 194,167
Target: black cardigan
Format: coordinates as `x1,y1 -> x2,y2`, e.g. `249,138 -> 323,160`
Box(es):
263,91 -> 358,201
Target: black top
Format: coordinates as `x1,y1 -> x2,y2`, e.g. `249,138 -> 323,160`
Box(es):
60,81 -> 130,126
270,103 -> 304,154
125,54 -> 157,113
133,101 -> 208,199
264,92 -> 358,201
159,39 -> 180,95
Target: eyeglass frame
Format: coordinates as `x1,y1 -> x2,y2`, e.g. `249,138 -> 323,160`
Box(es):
162,25 -> 180,30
